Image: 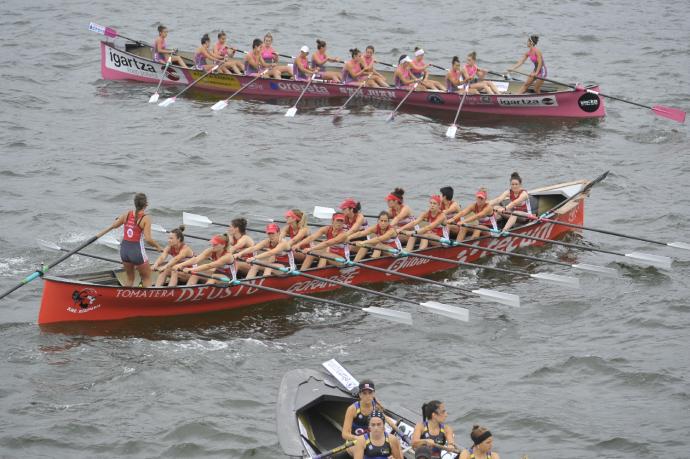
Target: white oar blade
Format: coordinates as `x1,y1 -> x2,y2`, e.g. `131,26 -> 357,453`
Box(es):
37,239 -> 61,252
625,252 -> 672,269
151,223 -> 167,233
285,106 -> 297,117
572,263 -> 618,276
158,97 -> 175,107
668,241 -> 690,251
362,306 -> 413,325
445,125 -> 457,138
98,234 -> 121,250
148,92 -> 159,103
530,272 -> 580,288
211,100 -> 228,111
313,206 -> 336,220
472,288 -> 520,307
183,211 -> 213,228
386,113 -> 395,122
420,301 -> 469,322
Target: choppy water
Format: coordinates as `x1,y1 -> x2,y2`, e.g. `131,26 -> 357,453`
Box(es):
1,0 -> 689,457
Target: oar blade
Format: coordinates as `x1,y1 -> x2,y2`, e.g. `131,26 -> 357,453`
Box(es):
37,239 -> 61,252
652,105 -> 686,123
445,125 -> 457,138
210,100 -> 228,111
625,252 -> 672,269
313,206 -> 336,220
158,97 -> 176,107
420,301 -> 469,322
668,241 -> 690,251
183,211 -> 213,228
148,92 -> 159,103
530,272 -> 580,288
472,288 -> 520,307
572,263 -> 618,276
362,306 -> 413,325
386,112 -> 395,123
285,106 -> 297,117
98,233 -> 121,250
151,223 -> 167,233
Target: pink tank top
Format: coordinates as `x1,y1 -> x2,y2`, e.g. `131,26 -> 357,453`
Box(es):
261,46 -> 276,63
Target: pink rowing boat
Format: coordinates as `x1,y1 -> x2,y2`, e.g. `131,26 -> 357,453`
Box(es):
100,41 -> 606,120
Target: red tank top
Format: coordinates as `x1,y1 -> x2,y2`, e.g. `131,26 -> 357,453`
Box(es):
423,211 -> 444,237
510,189 -> 529,213
123,210 -> 145,242
169,243 -> 187,257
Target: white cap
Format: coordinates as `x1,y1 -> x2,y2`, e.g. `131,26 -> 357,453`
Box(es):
414,48 -> 424,57
402,56 -> 413,64
300,45 -> 309,53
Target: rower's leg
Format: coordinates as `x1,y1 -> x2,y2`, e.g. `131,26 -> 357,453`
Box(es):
534,79 -> 544,94
123,262 -> 136,287
138,263 -> 153,287
186,274 -> 200,285
154,270 -> 167,287
245,265 -> 260,279
354,246 -> 369,262
503,215 -> 518,232
405,236 -> 417,251
471,229 -> 481,239
173,55 -> 188,68
317,256 -> 328,268
167,270 -> 179,287
456,226 -> 468,241
418,238 -> 429,250
301,254 -> 315,270
371,249 -> 382,258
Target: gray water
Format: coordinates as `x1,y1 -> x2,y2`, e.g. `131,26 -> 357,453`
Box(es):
1,0 -> 689,457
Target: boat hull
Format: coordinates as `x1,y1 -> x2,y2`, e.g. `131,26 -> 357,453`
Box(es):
100,41 -> 605,119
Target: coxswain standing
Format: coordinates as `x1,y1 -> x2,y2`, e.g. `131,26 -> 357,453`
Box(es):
101,193 -> 163,287
507,35 -> 547,94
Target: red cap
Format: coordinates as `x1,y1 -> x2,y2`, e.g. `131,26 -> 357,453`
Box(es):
265,223 -> 280,234
339,198 -> 357,209
332,212 -> 346,221
386,193 -> 402,203
476,189 -> 487,199
210,235 -> 226,246
430,194 -> 442,204
284,209 -> 299,220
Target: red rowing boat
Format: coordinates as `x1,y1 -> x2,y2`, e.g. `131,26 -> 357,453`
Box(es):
38,179 -> 588,325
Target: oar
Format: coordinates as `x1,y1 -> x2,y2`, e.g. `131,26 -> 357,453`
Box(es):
149,222 -> 211,242
285,74 -> 316,117
88,22 -> 149,48
333,75 -> 372,123
359,242 -> 579,288
297,249 -> 520,308
37,239 -> 122,264
158,64 -> 220,107
0,228 -> 113,301
387,81 -> 419,122
249,259 -> 469,321
148,56 -> 172,103
510,69 -> 685,123
190,271 -> 412,325
310,441 -> 356,459
210,69 -> 268,111
445,84 -> 468,138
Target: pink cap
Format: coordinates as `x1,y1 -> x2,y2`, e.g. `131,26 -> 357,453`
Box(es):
210,235 -> 226,246
285,210 -> 299,220
265,223 -> 280,234
339,198 -> 357,209
332,212 -> 346,221
476,189 -> 487,199
430,195 -> 442,205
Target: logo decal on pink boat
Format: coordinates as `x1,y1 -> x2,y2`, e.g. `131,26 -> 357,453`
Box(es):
578,92 -> 600,112
496,96 -> 558,107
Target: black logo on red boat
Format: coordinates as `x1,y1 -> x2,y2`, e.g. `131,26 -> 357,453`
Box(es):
72,289 -> 99,309
427,94 -> 444,105
164,66 -> 180,82
542,97 -> 555,105
578,92 -> 600,112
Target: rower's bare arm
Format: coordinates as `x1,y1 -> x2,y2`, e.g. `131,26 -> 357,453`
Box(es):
352,436 -> 366,459
142,217 -> 163,251
391,436 -> 404,459
341,405 -> 356,441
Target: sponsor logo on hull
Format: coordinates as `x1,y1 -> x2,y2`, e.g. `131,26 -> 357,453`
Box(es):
577,92 -> 601,112
496,96 -> 558,107
105,46 -> 188,83
338,87 -> 395,100
270,81 -> 330,94
67,288 -> 101,314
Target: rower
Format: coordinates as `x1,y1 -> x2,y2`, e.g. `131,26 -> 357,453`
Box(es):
449,188 -> 498,241
386,187 -> 415,245
360,45 -> 390,87
214,31 -> 244,74
240,223 -> 293,278
353,411 -> 404,459
174,234 -> 236,285
459,425 -> 500,459
244,38 -> 271,77
507,35 -> 547,94
394,55 -> 419,89
350,211 -> 401,262
340,198 -> 368,236
152,225 -> 194,287
261,32 -> 293,79
194,33 -> 226,72
101,192 -> 163,287
342,48 -> 374,86
399,195 -> 447,251
410,48 -> 446,91
312,39 -> 342,82
411,400 -> 458,458
153,25 -> 188,68
293,46 -> 316,81
446,56 -> 476,94
440,186 -> 462,237
299,212 -> 349,269
464,51 -> 499,94
341,379 -> 381,442
281,209 -> 310,262
492,171 -> 533,232
226,218 -> 255,275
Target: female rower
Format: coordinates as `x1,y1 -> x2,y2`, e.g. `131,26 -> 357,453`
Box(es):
507,35 -> 547,94
293,45 -> 316,81
386,187 -> 415,230
153,25 -> 188,68
101,193 -> 163,288
342,48 -> 372,86
300,212 -> 349,269
449,188 -> 498,241
225,217 -> 255,274
239,223 -> 292,278
353,411 -> 403,459
399,195 -> 447,251
360,45 -> 389,87
465,51 -> 499,94
214,31 -> 244,74
394,55 -> 419,90
340,198 -> 367,236
312,39 -> 342,82
412,400 -> 458,458
492,171 -> 533,232
152,225 -> 194,287
244,38 -> 272,77
194,34 -> 227,73
281,209 -> 310,261
459,425 -> 500,459
173,234 -> 236,285
351,211 -> 401,262
410,48 -> 446,91
446,56 -> 476,94
261,32 -> 293,79
440,186 -> 462,237
341,379 -> 382,442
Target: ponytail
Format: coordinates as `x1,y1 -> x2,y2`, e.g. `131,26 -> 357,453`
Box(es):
422,400 -> 442,421
171,225 -> 185,242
